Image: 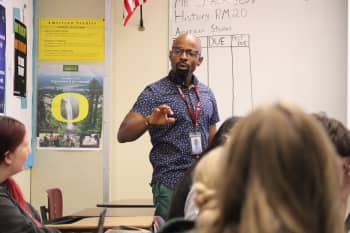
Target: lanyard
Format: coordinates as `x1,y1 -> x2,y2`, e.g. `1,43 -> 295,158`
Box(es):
177,85 -> 201,127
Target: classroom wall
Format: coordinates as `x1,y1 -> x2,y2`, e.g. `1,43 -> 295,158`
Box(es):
30,0 -> 347,215
110,0 -> 348,204
110,0 -> 169,201
31,0 -> 169,215
31,0 -> 105,215
14,169 -> 31,201
7,0 -> 34,201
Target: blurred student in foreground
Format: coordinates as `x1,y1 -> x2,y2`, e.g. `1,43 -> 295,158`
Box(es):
0,116 -> 60,233
168,116 -> 241,220
159,102 -> 343,233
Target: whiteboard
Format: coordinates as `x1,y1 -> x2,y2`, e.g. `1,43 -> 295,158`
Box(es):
169,0 -> 347,123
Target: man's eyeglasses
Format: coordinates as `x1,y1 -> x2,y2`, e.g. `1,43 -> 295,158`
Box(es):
171,47 -> 200,58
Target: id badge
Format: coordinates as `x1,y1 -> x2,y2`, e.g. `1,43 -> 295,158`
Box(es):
190,131 -> 202,155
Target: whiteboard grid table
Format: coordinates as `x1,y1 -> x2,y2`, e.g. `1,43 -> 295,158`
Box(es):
169,0 -> 347,123
198,34 -> 253,120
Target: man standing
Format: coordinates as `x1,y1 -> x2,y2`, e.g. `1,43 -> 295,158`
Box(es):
117,33 -> 220,219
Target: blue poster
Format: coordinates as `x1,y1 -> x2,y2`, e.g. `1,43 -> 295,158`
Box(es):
0,4 -> 5,113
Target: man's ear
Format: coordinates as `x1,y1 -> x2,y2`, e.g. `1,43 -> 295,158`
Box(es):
3,151 -> 12,165
197,56 -> 204,66
169,51 -> 172,60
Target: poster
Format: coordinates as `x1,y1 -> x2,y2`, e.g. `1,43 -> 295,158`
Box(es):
38,18 -> 104,61
0,4 -> 5,113
37,63 -> 103,150
13,19 -> 27,97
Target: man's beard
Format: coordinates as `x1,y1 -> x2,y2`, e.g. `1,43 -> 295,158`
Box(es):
169,63 -> 192,85
174,61 -> 191,83
175,68 -> 189,81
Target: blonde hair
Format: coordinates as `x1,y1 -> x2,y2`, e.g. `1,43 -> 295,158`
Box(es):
200,102 -> 343,233
193,147 -> 223,228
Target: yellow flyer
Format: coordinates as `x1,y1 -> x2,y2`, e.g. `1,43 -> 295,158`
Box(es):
38,18 -> 104,61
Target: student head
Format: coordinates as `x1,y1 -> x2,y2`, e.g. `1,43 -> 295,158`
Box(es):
199,102 -> 342,233
207,116 -> 241,151
312,113 -> 350,215
193,116 -> 242,211
312,113 -> 350,158
0,116 -> 30,179
169,33 -> 203,82
193,146 -> 224,212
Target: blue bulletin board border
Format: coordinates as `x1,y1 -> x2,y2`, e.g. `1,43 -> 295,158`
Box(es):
26,0 -> 36,168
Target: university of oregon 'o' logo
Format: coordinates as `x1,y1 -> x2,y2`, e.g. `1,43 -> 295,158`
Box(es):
51,92 -> 88,123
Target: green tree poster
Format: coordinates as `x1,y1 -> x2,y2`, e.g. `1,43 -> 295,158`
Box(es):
37,63 -> 103,150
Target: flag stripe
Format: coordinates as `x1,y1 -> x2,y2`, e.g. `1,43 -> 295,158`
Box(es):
123,0 -> 147,26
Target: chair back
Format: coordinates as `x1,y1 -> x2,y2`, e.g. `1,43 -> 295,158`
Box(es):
47,188 -> 63,220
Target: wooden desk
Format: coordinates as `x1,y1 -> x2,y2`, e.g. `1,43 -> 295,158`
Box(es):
97,199 -> 154,208
45,216 -> 153,231
71,207 -> 155,217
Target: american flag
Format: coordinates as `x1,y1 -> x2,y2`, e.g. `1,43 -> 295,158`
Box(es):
123,0 -> 147,26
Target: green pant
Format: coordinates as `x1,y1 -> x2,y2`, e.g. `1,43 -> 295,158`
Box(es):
152,182 -> 173,220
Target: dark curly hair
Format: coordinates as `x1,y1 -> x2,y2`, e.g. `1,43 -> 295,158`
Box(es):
312,113 -> 350,157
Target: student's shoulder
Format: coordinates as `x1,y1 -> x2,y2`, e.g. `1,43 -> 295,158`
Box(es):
0,185 -> 11,201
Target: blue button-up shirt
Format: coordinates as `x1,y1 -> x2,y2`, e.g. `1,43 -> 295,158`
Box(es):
131,73 -> 220,189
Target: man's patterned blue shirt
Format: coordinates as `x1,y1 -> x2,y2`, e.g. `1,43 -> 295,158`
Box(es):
131,73 -> 220,189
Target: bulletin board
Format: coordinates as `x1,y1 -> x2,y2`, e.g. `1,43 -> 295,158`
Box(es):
0,0 -> 34,167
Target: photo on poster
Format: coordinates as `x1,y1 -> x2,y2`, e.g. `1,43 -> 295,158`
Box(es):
37,63 -> 103,150
80,134 -> 100,148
